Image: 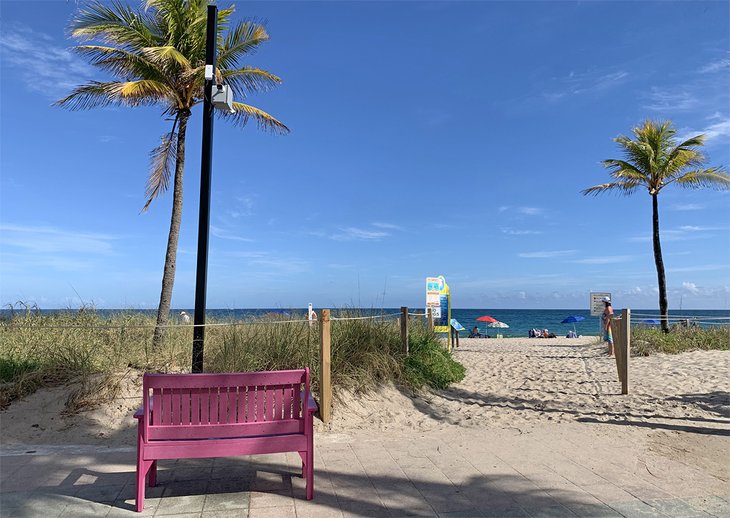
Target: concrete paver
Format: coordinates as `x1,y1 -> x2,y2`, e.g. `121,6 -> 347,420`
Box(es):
1,423 -> 727,518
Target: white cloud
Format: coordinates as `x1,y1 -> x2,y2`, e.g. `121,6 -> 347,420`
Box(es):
682,282 -> 700,295
699,57 -> 730,73
0,224 -> 116,255
0,23 -> 94,99
248,257 -> 308,274
668,264 -> 729,273
518,250 -> 576,259
330,227 -> 389,241
628,225 -> 724,242
643,87 -> 698,111
371,222 -> 403,230
677,116 -> 730,145
500,206 -> 545,216
572,255 -> 633,265
541,68 -> 629,102
517,207 -> 544,216
227,196 -> 255,218
670,203 -> 704,211
210,226 -> 254,242
501,228 -> 543,235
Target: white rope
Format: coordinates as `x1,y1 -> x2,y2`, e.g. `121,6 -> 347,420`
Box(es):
0,313 -> 413,330
631,312 -> 730,320
0,318 -> 313,330
330,313 -> 400,321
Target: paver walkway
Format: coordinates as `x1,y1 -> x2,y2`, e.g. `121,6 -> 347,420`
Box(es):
2,421 -> 728,517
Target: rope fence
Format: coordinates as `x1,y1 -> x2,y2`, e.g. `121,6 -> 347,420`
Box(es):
0,312 -> 406,330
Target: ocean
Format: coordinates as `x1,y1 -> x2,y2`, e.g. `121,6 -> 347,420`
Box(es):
3,307 -> 728,338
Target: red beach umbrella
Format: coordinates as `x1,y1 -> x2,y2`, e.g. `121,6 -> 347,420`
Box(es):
476,315 -> 498,323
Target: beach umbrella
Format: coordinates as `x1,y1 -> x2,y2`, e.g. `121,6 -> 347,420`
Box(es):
561,314 -> 585,333
476,315 -> 498,335
642,319 -> 660,326
487,321 -> 509,328
476,315 -> 498,323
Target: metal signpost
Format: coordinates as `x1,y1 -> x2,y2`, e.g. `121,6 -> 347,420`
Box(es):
192,4 -> 218,373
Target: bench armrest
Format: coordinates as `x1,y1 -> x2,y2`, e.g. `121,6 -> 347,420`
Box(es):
134,398 -> 153,420
307,392 -> 318,413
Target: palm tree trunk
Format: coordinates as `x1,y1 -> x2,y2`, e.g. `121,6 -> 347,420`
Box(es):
152,111 -> 190,347
651,193 -> 669,333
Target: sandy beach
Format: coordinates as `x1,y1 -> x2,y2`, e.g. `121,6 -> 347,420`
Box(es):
2,336 -> 727,444
2,336 -> 728,516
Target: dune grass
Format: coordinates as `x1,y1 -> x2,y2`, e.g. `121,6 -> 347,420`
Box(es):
631,325 -> 730,356
0,307 -> 464,410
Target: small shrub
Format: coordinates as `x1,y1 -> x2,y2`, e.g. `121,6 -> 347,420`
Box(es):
404,327 -> 466,389
0,306 -> 466,410
631,325 -> 730,356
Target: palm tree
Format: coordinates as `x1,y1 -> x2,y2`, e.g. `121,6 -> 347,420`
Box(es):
56,0 -> 289,346
583,120 -> 729,332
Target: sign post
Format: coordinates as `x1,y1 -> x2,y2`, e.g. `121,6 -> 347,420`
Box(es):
590,291 -> 611,336
426,276 -> 451,348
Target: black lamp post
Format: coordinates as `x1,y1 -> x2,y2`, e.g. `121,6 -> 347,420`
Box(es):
192,3 -> 218,373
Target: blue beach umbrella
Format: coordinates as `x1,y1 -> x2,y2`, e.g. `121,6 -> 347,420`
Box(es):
642,319 -> 660,326
561,315 -> 585,333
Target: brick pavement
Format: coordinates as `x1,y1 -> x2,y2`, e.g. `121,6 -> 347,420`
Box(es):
1,423 -> 728,517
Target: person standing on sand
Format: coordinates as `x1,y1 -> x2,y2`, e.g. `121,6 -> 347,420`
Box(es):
602,297 -> 614,356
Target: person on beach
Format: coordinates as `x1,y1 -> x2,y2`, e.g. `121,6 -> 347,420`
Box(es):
602,297 -> 614,356
469,326 -> 482,338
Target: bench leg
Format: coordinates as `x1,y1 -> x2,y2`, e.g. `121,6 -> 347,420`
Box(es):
305,446 -> 313,500
300,429 -> 314,500
148,460 -> 157,487
136,424 -> 154,512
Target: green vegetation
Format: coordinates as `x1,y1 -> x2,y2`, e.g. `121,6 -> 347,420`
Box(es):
632,325 -> 730,356
0,308 -> 464,410
583,120 -> 729,332
57,0 -> 289,346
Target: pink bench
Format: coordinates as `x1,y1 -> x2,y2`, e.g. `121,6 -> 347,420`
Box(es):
134,368 -> 316,512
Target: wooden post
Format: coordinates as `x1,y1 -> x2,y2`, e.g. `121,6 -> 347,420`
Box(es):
400,306 -> 409,356
319,309 -> 332,424
620,308 -> 630,394
455,328 -> 460,348
611,309 -> 630,395
427,307 -> 433,330
612,315 -> 624,386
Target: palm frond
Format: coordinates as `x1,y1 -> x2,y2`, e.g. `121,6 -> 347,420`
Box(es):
223,67 -> 282,99
221,102 -> 289,134
74,45 -> 166,82
55,80 -> 173,110
143,124 -> 178,212
601,159 -> 649,182
615,135 -> 653,178
217,20 -> 269,70
142,45 -> 192,69
671,168 -> 730,190
581,181 -> 641,197
71,0 -> 160,49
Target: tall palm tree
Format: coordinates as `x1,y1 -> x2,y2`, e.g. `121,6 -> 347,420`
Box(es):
583,120 -> 729,332
56,0 -> 289,346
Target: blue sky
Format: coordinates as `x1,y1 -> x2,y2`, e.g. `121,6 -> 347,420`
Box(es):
1,0 -> 729,310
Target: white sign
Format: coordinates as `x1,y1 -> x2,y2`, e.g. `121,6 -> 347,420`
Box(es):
426,277 -> 441,308
590,292 -> 611,316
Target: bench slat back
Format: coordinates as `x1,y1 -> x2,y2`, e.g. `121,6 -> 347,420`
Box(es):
143,370 -> 309,441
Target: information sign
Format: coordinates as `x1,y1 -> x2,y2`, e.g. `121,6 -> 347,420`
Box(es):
426,276 -> 450,333
590,292 -> 611,316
